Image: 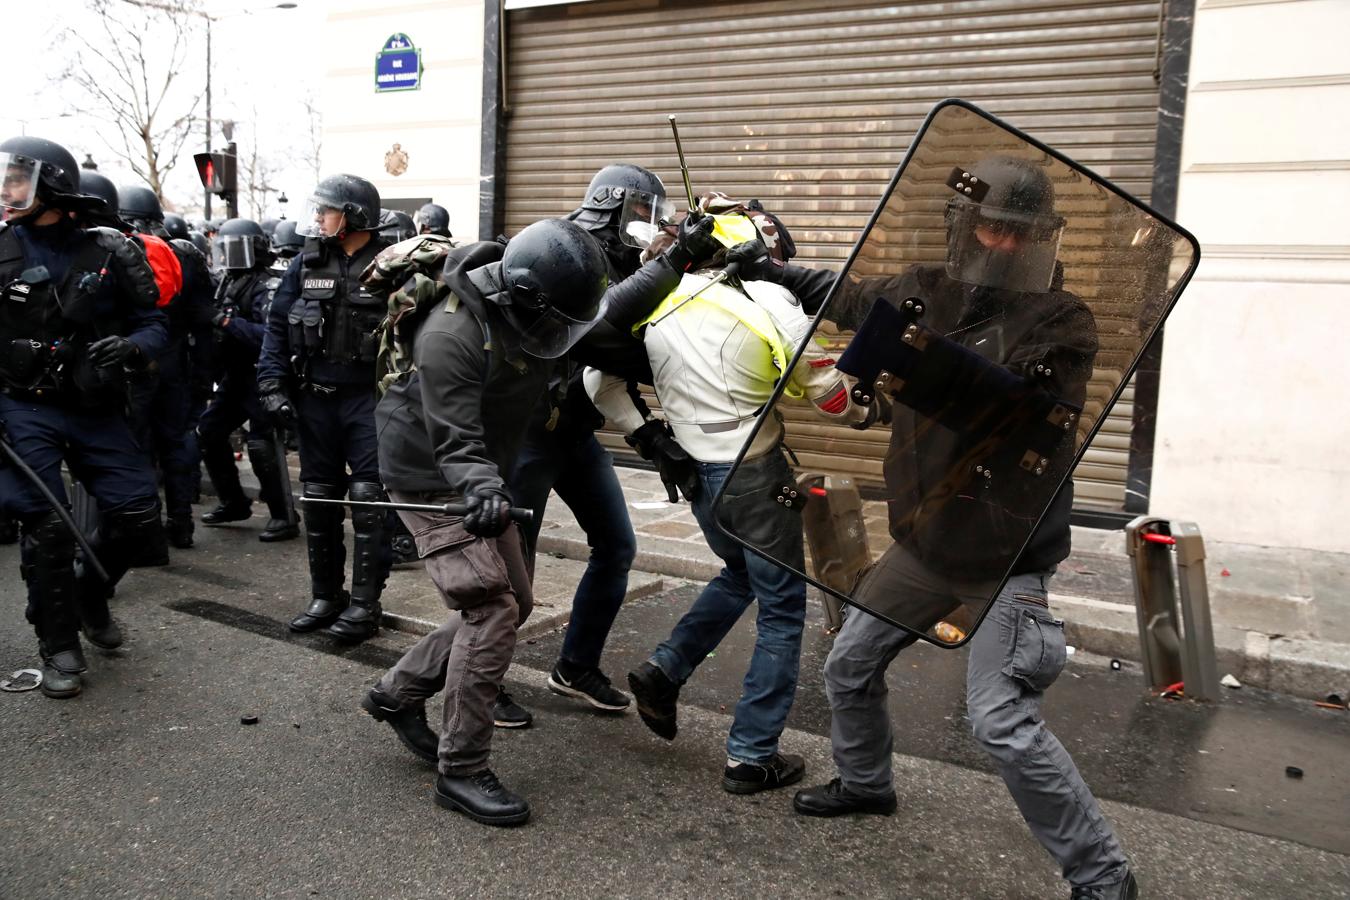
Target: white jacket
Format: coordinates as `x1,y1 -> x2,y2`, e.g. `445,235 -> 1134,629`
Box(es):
584,271 -> 864,462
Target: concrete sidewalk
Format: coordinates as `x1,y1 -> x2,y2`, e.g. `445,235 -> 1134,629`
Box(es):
241,456 -> 1348,700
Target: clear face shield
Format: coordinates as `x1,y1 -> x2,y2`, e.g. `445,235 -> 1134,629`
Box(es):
617,189 -> 676,249
511,296 -> 609,359
945,201 -> 1065,294
214,235 -> 257,271
0,153 -> 41,213
294,197 -> 347,239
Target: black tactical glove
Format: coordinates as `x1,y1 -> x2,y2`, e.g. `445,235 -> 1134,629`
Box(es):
724,239 -> 783,283
664,214 -> 721,273
258,379 -> 295,426
462,485 -> 513,538
210,310 -> 231,329
87,335 -> 139,368
625,419 -> 699,503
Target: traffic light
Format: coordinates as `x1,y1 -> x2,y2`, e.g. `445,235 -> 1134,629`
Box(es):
194,150 -> 237,197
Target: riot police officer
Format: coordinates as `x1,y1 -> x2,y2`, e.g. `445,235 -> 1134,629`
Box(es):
111,181 -> 215,549
257,175 -> 393,643
378,208 -> 416,244
197,218 -> 298,542
364,217 -> 609,826
271,219 -> 303,263
414,202 -> 450,238
501,164 -> 719,721
0,135 -> 167,698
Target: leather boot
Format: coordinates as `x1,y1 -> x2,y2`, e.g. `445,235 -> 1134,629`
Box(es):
328,482 -> 390,643
433,770 -> 530,827
25,512 -> 87,699
289,482 -> 347,632
247,435 -> 299,543
40,646 -> 85,699
166,515 -> 195,549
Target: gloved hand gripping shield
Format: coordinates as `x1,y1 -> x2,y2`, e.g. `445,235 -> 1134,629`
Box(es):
711,99 -> 1200,647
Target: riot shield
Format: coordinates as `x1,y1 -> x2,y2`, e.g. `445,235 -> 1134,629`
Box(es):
712,99 -> 1199,647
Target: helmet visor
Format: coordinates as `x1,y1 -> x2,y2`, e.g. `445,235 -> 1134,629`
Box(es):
295,197 -> 347,238
617,189 -> 676,249
515,297 -> 609,359
945,201 -> 1064,293
214,234 -> 257,270
0,153 -> 40,211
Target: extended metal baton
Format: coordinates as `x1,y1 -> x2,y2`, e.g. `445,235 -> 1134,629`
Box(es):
668,114 -> 698,212
297,496 -> 534,525
0,436 -> 111,582
273,436 -> 298,527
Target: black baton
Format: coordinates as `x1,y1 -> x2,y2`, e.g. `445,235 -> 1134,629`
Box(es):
297,496 -> 534,525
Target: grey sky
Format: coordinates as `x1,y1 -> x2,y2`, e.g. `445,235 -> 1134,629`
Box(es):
6,0 -> 325,220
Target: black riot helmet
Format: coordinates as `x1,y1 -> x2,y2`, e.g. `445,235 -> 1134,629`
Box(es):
943,156 -> 1066,294
118,184 -> 167,236
163,212 -> 190,241
205,217 -> 225,236
466,218 -> 609,359
77,170 -> 129,229
295,174 -> 381,242
570,164 -> 668,233
214,217 -> 274,271
271,219 -> 303,259
259,217 -> 280,238
378,208 -> 417,244
0,135 -> 100,216
415,202 -> 450,236
188,230 -> 211,257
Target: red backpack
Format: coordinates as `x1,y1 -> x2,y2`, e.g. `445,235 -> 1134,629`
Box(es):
135,233 -> 184,307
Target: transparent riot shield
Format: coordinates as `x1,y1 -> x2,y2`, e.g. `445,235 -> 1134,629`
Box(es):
712,99 -> 1199,647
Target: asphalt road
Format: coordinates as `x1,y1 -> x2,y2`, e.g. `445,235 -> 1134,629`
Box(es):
2,520 -> 1348,899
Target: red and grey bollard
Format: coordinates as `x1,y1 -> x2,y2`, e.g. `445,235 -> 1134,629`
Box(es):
1125,516 -> 1220,701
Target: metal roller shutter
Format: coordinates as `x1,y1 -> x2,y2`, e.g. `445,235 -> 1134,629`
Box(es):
503,0 -> 1163,510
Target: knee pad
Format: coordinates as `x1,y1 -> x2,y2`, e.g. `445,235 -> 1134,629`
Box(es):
302,481 -> 345,527
24,510 -> 77,569
348,482 -> 388,532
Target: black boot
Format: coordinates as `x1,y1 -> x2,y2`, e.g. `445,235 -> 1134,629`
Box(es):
24,513 -> 87,699
166,515 -> 195,549
0,515 -> 18,545
328,482 -> 389,643
433,770 -> 530,827
792,778 -> 898,817
247,436 -> 299,543
628,660 -> 681,740
201,499 -> 252,525
290,482 -> 347,632
361,688 -> 438,764
77,578 -> 124,651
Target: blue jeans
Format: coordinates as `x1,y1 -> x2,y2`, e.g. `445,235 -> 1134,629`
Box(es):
510,429 -> 635,671
650,450 -> 807,764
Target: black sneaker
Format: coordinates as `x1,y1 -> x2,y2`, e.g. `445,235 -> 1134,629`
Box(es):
493,687 -> 533,729
722,752 -> 806,795
433,769 -> 530,827
1071,871 -> 1138,900
547,661 -> 630,712
627,661 -> 679,740
361,688 -> 438,765
793,778 -> 897,817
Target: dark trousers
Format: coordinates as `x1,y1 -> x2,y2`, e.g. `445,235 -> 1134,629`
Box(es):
292,383 -> 381,485
126,347 -> 197,521
198,373 -> 272,507
509,428 -> 636,671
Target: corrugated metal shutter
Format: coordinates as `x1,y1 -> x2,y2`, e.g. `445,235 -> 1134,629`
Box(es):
503,0 -> 1163,510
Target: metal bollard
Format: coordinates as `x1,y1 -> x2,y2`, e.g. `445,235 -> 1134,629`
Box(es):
1124,516 -> 1220,701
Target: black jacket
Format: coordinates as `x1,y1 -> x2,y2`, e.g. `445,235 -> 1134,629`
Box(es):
825,263 -> 1097,578
375,242 -> 554,497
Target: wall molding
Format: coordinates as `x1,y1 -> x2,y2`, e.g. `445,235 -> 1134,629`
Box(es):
1188,159 -> 1350,173
1200,0 -> 1312,8
1193,73 -> 1350,92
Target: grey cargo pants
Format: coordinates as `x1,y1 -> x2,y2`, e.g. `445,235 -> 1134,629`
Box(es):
823,543 -> 1128,888
375,493 -> 534,776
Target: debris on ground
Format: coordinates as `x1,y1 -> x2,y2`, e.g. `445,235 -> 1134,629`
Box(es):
1160,681 -> 1185,700
0,669 -> 42,692
1110,659 -> 1122,671
240,714 -> 259,726
1285,766 -> 1304,779
1221,674 -> 1242,689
